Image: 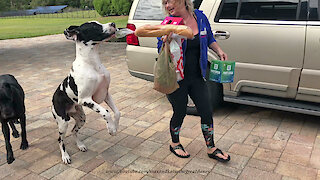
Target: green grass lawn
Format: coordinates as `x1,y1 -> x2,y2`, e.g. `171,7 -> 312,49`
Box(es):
0,16 -> 128,40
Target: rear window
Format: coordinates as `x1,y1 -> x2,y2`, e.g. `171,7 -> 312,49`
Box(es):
133,0 -> 204,20
133,0 -> 165,20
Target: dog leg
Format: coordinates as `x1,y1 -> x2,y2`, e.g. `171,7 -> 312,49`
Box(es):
104,93 -> 120,131
52,107 -> 71,164
79,98 -> 117,135
1,122 -> 14,164
19,114 -> 29,150
57,119 -> 71,164
69,105 -> 87,152
52,106 -> 71,164
9,120 -> 19,138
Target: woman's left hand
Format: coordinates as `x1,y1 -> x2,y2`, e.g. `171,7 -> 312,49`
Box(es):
209,42 -> 228,61
217,50 -> 228,61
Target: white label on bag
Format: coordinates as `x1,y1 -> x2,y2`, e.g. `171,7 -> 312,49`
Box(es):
227,65 -> 231,71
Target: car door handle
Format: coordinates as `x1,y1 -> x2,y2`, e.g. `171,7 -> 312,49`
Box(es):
213,31 -> 230,40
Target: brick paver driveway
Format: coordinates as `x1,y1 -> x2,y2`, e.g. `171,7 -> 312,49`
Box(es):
0,35 -> 319,180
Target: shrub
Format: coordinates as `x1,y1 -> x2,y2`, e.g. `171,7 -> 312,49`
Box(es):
93,0 -> 112,16
93,0 -> 132,16
111,0 -> 131,15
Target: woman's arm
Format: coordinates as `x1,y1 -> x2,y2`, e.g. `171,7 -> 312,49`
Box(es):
209,42 -> 228,61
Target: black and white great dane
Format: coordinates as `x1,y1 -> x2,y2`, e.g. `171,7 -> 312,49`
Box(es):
52,21 -> 120,164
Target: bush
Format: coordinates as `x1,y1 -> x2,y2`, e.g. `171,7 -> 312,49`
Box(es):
112,0 -> 131,15
93,0 -> 112,16
93,0 -> 131,16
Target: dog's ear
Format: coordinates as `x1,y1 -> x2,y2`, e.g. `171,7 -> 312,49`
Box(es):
64,25 -> 80,41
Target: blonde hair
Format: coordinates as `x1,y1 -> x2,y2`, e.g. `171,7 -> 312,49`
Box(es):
162,0 -> 194,16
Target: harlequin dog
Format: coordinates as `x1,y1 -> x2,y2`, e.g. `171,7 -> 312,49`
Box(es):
52,21 -> 120,164
0,74 -> 29,164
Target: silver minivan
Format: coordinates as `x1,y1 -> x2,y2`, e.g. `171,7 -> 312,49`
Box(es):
125,0 -> 320,116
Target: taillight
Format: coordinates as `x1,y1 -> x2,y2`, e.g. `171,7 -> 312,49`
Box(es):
126,23 -> 139,46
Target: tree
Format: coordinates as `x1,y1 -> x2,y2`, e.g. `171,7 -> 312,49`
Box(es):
7,0 -> 32,10
80,0 -> 93,9
30,0 -> 80,8
30,0 -> 49,8
0,0 -> 11,11
68,0 -> 80,8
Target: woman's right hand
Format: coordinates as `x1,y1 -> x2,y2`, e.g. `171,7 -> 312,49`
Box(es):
161,32 -> 173,43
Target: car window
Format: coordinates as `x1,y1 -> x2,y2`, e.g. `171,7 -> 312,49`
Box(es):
133,0 -> 203,20
219,0 -> 238,19
309,0 -> 320,20
217,0 -> 305,21
239,0 -> 300,20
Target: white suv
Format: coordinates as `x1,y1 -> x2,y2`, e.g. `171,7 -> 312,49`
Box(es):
125,0 -> 320,116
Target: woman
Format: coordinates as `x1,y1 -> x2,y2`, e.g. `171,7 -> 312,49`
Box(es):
158,0 -> 230,162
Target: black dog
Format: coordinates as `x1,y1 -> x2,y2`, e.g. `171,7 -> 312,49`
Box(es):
0,74 -> 28,164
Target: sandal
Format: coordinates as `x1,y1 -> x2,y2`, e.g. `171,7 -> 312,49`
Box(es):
208,148 -> 230,162
169,144 -> 190,158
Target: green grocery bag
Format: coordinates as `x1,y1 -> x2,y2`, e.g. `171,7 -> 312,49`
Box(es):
209,59 -> 235,83
153,41 -> 179,94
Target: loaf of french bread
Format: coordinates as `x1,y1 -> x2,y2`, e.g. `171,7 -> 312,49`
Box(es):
134,24 -> 194,39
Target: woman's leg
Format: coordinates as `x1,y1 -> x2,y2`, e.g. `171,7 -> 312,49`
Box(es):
189,78 -> 229,161
188,78 -> 215,147
167,80 -> 189,156
167,80 -> 188,143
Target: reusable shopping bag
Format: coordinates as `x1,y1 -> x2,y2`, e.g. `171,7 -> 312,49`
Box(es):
209,59 -> 235,83
153,41 -> 179,94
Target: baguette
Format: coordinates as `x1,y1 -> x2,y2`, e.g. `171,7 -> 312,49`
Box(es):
134,24 -> 194,39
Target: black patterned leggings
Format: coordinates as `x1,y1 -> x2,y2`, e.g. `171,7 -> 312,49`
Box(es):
167,77 -> 215,148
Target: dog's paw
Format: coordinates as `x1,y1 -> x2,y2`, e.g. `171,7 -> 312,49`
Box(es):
12,131 -> 20,138
62,153 -> 71,164
77,142 -> 87,152
7,155 -> 15,164
12,119 -> 20,124
20,141 -> 29,150
107,123 -> 117,136
108,127 -> 117,136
